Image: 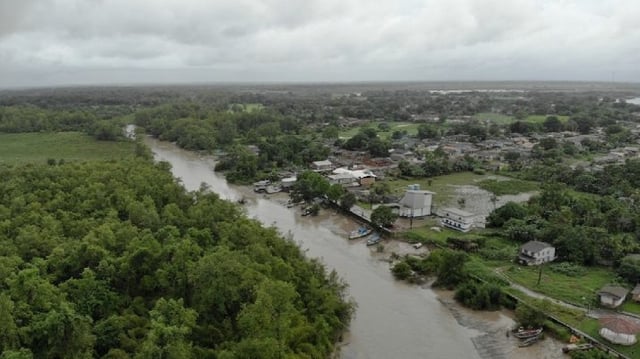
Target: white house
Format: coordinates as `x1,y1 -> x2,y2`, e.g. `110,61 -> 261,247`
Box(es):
440,208 -> 478,232
598,285 -> 629,308
398,185 -> 434,218
517,241 -> 556,266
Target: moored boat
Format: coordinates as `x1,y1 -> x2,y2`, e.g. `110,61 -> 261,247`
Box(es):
349,226 -> 372,240
366,233 -> 382,246
562,343 -> 594,353
518,334 -> 542,347
514,328 -> 543,339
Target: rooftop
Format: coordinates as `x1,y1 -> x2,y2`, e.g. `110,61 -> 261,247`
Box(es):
441,207 -> 474,217
600,316 -> 640,335
521,240 -> 553,253
599,285 -> 630,300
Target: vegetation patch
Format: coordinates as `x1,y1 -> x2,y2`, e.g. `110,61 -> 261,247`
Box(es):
0,132 -> 135,164
503,265 -> 618,306
477,178 -> 539,195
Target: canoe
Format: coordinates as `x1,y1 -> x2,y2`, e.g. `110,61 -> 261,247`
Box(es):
366,233 -> 382,246
518,334 -> 542,347
514,328 -> 543,339
349,227 -> 372,240
562,343 -> 594,353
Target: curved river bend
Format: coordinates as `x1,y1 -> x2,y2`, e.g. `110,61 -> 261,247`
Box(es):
146,137 -> 488,359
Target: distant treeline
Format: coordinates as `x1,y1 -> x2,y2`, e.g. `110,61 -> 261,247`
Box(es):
0,105 -> 129,141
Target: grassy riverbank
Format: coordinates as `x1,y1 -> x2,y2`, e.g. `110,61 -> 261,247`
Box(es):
0,132 -> 135,163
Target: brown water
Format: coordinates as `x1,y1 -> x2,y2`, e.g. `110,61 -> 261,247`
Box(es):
145,137 -> 564,359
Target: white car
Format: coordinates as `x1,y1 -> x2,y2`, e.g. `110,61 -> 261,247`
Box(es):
413,243 -> 423,249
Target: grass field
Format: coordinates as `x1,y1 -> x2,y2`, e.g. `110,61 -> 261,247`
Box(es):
477,178 -> 539,195
339,122 -> 421,139
502,264 -> 618,306
387,171 -> 489,204
474,112 -> 570,125
0,132 -> 135,164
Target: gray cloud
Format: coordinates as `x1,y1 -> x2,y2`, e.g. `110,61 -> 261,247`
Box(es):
1,0 -> 639,87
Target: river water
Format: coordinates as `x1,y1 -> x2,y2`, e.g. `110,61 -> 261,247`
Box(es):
145,136 -> 564,359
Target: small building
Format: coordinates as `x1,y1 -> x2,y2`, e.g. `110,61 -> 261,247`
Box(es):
598,285 -> 629,308
517,241 -> 556,266
328,172 -> 356,186
253,180 -> 271,192
311,160 -> 333,172
281,176 -> 297,190
599,316 -> 640,345
440,208 -> 476,232
332,167 -> 376,187
632,284 -> 640,302
398,185 -> 434,218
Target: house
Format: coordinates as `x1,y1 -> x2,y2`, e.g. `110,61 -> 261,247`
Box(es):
599,316 -> 640,345
517,241 -> 556,266
332,167 -> 377,187
598,285 -> 629,308
311,160 -> 333,172
631,284 -> 640,302
397,185 -> 434,218
281,176 -> 297,191
253,180 -> 271,192
440,208 -> 476,232
327,172 -> 356,186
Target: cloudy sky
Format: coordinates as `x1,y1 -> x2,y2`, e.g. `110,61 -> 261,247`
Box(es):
1,0 -> 639,87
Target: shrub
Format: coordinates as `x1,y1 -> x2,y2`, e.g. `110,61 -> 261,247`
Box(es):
454,280 -> 503,310
549,262 -> 587,277
392,262 -> 412,280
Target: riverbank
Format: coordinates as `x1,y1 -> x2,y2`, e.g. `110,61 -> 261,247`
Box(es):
243,187 -> 567,358
434,290 -> 566,359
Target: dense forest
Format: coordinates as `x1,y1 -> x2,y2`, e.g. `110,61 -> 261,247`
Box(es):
0,158 -> 353,358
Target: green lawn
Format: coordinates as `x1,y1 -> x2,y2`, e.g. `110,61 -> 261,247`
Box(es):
477,178 -> 539,195
620,301 -> 640,316
474,112 -> 515,125
502,264 -> 618,307
0,132 -> 135,164
474,112 -> 570,125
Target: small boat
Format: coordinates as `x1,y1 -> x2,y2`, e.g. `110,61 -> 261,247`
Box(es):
514,328 -> 543,339
301,208 -> 312,216
366,233 -> 382,246
518,334 -> 542,347
349,226 -> 372,240
562,343 -> 594,353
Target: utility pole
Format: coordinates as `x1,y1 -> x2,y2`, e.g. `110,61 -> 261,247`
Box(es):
537,263 -> 543,286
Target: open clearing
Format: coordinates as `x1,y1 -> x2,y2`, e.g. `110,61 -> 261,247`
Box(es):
0,132 -> 135,164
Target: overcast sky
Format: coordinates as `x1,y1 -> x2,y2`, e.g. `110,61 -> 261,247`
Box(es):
1,0 -> 639,87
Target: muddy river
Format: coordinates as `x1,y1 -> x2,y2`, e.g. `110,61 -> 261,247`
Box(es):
145,136 -> 565,359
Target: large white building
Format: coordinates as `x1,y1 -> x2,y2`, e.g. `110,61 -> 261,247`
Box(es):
397,185 -> 434,218
440,207 -> 478,232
